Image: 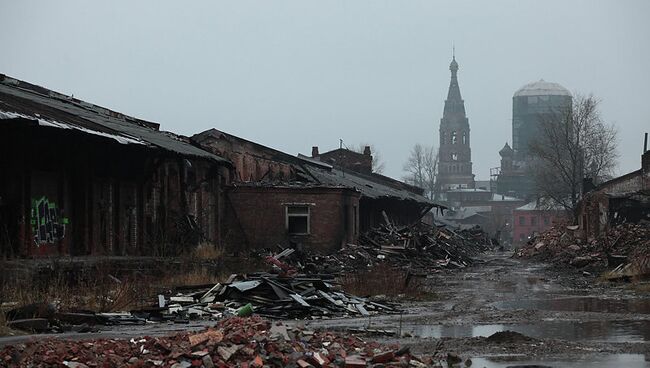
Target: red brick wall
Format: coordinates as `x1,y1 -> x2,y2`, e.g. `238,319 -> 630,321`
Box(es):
193,130 -> 295,183
226,187 -> 360,254
513,209 -> 566,245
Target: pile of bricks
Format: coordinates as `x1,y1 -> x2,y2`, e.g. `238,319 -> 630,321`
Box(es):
1,316 -> 437,367
516,222 -> 650,277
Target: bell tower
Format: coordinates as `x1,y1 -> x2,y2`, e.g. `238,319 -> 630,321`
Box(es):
436,53 -> 475,191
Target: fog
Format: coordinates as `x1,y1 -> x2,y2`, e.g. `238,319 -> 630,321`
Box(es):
1,0 -> 648,179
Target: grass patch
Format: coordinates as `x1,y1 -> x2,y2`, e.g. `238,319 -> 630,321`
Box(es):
339,264 -> 435,301
189,242 -> 224,261
0,255 -> 237,336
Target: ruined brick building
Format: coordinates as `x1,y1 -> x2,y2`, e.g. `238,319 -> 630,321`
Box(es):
192,131 -> 438,255
578,144 -> 650,238
0,74 -> 441,259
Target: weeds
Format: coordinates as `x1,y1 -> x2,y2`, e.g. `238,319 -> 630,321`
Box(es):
339,264 -> 435,300
189,242 -> 224,261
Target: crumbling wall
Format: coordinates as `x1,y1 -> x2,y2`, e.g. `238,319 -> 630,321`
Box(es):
314,147 -> 373,175
192,129 -> 296,183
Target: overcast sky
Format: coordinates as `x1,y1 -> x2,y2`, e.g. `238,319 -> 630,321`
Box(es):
1,1 -> 649,179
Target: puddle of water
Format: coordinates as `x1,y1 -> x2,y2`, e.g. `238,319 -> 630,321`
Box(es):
404,320 -> 650,342
469,354 -> 650,368
497,296 -> 650,314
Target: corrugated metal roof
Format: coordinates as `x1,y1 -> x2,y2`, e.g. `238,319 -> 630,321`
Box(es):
303,164 -> 440,207
0,75 -> 229,163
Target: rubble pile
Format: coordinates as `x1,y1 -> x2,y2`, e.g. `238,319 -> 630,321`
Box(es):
1,316 -> 439,367
291,222 -> 492,275
152,272 -> 398,321
516,222 -> 650,278
4,302 -> 147,334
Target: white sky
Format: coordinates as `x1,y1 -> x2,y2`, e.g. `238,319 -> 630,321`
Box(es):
1,0 -> 649,179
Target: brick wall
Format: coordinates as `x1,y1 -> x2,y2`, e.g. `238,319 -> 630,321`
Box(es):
513,209 -> 565,245
193,129 -> 296,183
226,187 -> 360,254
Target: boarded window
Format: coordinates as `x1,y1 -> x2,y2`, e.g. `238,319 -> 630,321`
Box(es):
286,205 -> 310,234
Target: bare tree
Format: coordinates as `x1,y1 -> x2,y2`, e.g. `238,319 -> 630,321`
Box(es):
353,143 -> 386,174
402,144 -> 438,199
529,94 -> 618,220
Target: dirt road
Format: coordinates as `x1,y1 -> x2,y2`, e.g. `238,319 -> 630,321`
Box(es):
2,252 -> 649,367
304,252 -> 650,367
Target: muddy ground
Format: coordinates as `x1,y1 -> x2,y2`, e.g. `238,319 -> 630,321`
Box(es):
304,252 -> 650,367
2,252 -> 649,367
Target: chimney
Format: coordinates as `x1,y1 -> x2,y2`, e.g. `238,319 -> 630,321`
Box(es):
642,133 -> 649,188
311,146 -> 319,157
363,146 -> 371,156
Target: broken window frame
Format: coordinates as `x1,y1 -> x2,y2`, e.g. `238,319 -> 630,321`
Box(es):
286,204 -> 310,235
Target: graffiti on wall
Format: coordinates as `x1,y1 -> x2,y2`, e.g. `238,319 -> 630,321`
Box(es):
30,196 -> 68,246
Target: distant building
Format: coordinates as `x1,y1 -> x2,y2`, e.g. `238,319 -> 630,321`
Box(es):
436,55 -> 475,192
495,80 -> 572,200
435,188 -> 525,244
513,201 -> 566,246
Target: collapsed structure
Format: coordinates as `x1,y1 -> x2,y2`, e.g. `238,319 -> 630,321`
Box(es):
0,74 -> 441,258
578,146 -> 650,239
518,144 -> 650,278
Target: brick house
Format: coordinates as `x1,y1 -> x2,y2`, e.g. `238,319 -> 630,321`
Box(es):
578,147 -> 650,238
0,74 -> 232,257
513,201 -> 566,245
194,130 -> 439,254
193,130 -> 362,253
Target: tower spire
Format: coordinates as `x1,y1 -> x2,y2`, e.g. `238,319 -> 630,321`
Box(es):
447,53 -> 461,102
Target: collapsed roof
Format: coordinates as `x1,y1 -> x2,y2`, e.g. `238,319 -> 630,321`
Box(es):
0,74 -> 228,163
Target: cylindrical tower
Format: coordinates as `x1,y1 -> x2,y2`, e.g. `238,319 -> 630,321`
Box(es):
512,79 -> 572,158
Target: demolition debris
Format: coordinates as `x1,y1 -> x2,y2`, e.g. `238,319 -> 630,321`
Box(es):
1,316 -> 449,367
4,220 -> 492,334
285,221 -> 493,275
516,222 -> 650,280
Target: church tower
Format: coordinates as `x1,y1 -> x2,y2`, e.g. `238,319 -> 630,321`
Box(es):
436,54 -> 475,191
